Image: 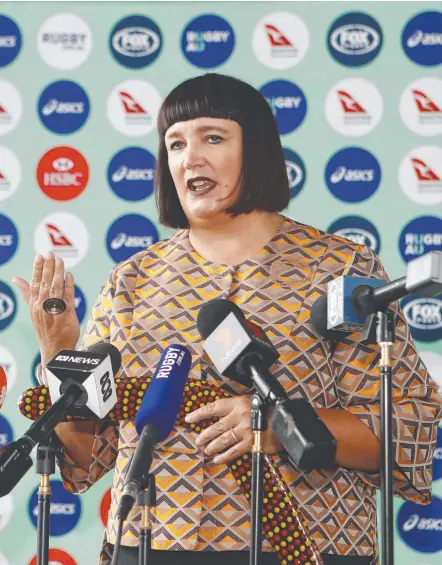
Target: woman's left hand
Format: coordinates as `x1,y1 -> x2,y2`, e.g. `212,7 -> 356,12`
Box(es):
184,395 -> 283,464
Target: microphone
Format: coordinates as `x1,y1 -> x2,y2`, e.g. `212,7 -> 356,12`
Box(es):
45,342 -> 121,419
117,344 -> 191,521
0,343 -> 121,497
197,299 -> 337,471
0,365 -> 7,410
197,298 -> 283,397
311,251 -> 442,338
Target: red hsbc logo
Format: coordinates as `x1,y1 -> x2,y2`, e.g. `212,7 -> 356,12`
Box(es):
37,147 -> 89,201
29,548 -> 78,565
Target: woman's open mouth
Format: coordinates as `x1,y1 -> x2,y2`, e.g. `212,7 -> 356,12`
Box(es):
187,177 -> 217,195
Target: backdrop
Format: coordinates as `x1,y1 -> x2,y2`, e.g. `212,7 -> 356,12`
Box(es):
0,2 -> 442,564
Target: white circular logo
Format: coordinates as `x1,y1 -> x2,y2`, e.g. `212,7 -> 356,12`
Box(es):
420,351 -> 442,391
0,494 -> 13,531
0,80 -> 22,136
34,212 -> 89,268
400,78 -> 442,137
325,78 -> 383,136
107,80 -> 162,137
0,552 -> 10,565
399,146 -> 442,205
0,345 -> 17,391
0,146 -> 21,201
37,13 -> 92,70
252,12 -> 309,69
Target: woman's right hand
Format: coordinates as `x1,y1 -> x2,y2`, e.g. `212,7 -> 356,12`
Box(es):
12,252 -> 81,365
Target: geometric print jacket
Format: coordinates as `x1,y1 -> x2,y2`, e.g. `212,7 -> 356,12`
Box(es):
56,216 -> 442,564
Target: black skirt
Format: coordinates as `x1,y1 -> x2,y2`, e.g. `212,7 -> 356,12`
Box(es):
113,546 -> 373,565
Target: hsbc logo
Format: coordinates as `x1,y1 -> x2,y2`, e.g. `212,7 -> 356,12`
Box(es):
330,167 -> 374,183
37,147 -> 89,201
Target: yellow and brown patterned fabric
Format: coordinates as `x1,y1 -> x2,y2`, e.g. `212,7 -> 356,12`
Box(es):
56,216 -> 442,564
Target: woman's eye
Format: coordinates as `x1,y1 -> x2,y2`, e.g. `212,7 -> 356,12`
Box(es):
170,141 -> 183,150
208,135 -> 222,144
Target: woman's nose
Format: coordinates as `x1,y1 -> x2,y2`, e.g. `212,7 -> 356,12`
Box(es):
182,143 -> 205,169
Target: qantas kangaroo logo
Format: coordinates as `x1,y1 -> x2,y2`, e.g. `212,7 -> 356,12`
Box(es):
119,91 -> 148,115
337,90 -> 367,114
412,90 -> 442,113
411,158 -> 441,181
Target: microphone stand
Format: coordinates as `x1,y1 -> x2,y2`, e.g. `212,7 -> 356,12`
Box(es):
137,473 -> 156,565
249,393 -> 269,565
35,439 -> 63,565
361,310 -> 396,565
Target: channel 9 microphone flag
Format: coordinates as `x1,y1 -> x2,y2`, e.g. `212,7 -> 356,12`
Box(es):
1,3 -> 442,565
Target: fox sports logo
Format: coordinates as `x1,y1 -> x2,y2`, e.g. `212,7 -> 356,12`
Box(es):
110,15 -> 163,68
327,12 -> 383,66
401,295 -> 442,342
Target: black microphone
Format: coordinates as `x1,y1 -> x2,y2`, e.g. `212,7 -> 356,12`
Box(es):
0,343 -> 121,497
197,299 -> 337,471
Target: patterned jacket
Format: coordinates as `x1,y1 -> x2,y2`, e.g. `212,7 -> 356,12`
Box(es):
56,216 -> 442,563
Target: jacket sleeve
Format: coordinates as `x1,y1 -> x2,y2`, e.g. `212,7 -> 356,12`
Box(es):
57,270 -> 120,495
330,246 -> 442,504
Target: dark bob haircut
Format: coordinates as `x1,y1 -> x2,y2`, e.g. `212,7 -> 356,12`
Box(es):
155,73 -> 290,229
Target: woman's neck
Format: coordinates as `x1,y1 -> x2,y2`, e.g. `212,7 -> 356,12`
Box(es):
188,211 -> 283,265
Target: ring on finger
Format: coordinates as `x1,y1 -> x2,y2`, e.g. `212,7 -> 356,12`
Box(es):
43,297 -> 66,315
230,428 -> 240,443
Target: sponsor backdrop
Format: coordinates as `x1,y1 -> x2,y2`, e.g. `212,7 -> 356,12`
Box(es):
0,2 -> 442,564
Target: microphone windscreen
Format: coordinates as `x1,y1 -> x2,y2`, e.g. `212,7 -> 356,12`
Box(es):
197,298 -> 244,340
85,342 -> 122,375
134,344 -> 191,440
310,294 -> 350,340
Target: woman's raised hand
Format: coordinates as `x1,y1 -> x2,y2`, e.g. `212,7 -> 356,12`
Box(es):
12,252 -> 81,365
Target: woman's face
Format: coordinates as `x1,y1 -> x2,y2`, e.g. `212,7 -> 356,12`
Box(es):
165,117 -> 243,225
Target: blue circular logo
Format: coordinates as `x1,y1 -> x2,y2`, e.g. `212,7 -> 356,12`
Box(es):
38,80 -> 90,134
433,426 -> 442,481
397,495 -> 442,553
107,147 -> 156,201
328,216 -> 381,254
0,414 -> 14,447
0,213 -> 19,265
74,284 -> 87,324
0,281 -> 17,332
110,15 -> 163,69
181,14 -> 235,68
31,352 -> 41,387
402,11 -> 442,67
0,15 -> 22,68
400,295 -> 442,342
29,479 -> 82,535
325,147 -> 381,203
106,214 -> 159,263
399,216 -> 442,263
260,80 -> 307,135
283,148 -> 306,199
327,12 -> 383,67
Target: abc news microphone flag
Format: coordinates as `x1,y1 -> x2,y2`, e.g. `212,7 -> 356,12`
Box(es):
0,3 -> 442,565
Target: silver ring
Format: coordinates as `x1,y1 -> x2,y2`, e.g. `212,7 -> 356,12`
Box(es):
230,428 -> 239,443
43,298 -> 66,315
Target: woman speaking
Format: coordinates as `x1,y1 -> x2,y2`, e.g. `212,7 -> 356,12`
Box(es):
13,73 -> 442,565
